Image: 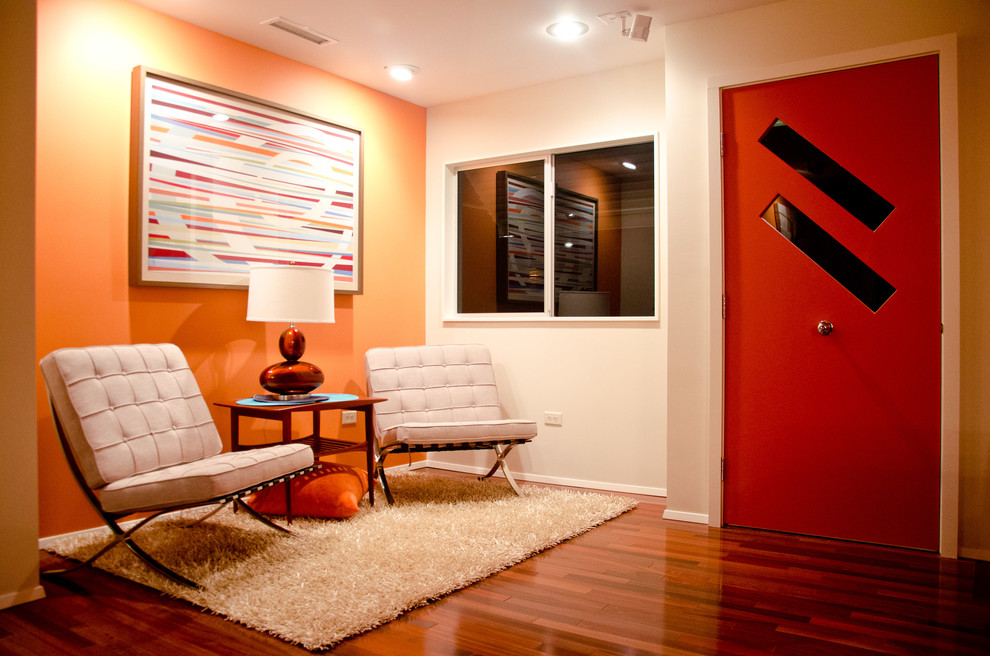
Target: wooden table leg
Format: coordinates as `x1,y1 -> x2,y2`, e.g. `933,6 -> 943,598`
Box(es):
362,405 -> 376,506
282,414 -> 293,523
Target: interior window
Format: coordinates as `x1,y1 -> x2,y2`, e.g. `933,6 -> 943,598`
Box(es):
455,140 -> 655,318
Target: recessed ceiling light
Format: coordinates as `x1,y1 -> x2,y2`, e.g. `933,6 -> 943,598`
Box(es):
622,161 -> 637,170
387,65 -> 420,81
546,20 -> 589,39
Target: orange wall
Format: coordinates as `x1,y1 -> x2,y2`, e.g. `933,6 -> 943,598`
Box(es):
35,0 -> 426,537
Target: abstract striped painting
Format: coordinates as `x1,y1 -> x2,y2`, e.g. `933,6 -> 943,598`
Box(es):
132,70 -> 362,292
498,172 -> 545,305
554,187 -> 597,294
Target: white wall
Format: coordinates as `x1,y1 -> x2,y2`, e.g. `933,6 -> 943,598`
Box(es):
664,0 -> 990,555
422,0 -> 990,559
424,61 -> 667,496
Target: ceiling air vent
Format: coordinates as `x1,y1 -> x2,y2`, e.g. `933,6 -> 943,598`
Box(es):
262,17 -> 338,46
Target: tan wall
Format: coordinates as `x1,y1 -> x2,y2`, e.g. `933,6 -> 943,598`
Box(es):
664,0 -> 990,557
0,0 -> 45,610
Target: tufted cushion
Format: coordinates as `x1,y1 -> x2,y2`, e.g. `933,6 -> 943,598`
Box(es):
364,345 -> 537,447
40,343 -> 316,515
99,443 -> 314,513
384,420 -> 537,446
40,344 -> 224,490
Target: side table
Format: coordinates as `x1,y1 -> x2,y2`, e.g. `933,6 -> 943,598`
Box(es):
214,395 -> 386,511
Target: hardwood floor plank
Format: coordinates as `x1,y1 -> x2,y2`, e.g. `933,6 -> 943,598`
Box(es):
2,471 -> 988,655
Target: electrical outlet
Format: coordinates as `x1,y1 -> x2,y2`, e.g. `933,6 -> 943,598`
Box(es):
544,411 -> 563,426
341,410 -> 358,426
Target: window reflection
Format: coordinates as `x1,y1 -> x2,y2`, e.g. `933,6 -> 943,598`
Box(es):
496,171 -> 546,311
762,195 -> 895,312
554,187 -> 597,301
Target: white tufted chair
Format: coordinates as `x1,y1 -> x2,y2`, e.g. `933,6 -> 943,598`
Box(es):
364,344 -> 537,503
39,343 -> 316,588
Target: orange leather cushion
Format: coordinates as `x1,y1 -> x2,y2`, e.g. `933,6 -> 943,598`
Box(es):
246,463 -> 368,519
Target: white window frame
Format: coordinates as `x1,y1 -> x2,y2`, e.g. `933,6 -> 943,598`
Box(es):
442,135 -> 660,322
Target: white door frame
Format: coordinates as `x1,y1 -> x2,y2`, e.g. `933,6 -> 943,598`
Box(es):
705,35 -> 960,557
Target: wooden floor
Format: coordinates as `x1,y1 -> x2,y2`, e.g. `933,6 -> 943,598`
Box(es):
2,472 -> 989,655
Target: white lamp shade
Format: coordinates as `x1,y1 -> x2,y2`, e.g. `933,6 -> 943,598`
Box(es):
246,265 -> 335,323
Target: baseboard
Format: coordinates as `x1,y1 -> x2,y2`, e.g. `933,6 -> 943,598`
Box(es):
662,508 -> 709,524
959,546 -> 990,562
40,523 -> 127,550
383,460 -> 431,472
421,461 -> 666,498
0,585 -> 46,610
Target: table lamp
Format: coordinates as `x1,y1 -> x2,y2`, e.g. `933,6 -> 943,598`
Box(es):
247,264 -> 335,401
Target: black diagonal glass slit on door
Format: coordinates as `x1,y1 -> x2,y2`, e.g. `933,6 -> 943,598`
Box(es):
761,195 -> 895,312
760,118 -> 894,231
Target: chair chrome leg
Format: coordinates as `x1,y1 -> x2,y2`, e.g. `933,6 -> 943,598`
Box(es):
478,444 -> 524,495
184,502 -> 226,527
76,513 -> 203,589
44,500 -> 294,590
480,460 -> 501,479
120,537 -> 202,589
233,498 -> 292,534
46,511 -> 165,574
377,463 -> 395,504
375,446 -> 398,504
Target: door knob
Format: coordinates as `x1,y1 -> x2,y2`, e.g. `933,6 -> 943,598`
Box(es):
817,320 -> 834,336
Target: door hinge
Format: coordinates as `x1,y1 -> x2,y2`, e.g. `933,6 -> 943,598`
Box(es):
720,132 -> 724,157
721,458 -> 726,481
722,295 -> 727,320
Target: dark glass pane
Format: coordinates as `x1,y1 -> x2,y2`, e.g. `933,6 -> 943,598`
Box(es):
759,119 -> 894,230
554,142 -> 655,316
761,196 -> 895,312
457,161 -> 544,313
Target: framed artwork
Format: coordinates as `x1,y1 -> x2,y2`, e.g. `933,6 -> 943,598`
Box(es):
129,67 -> 363,292
495,171 -> 545,311
553,186 -> 598,295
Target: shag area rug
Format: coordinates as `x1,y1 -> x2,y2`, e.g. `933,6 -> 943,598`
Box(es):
45,470 -> 637,650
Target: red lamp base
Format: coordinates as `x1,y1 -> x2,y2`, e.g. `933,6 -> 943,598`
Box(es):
258,325 -> 324,400
259,360 -> 324,399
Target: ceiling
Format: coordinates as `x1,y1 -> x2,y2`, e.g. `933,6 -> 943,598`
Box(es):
128,0 -> 782,107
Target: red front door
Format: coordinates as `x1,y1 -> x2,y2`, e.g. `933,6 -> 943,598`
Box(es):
722,56 -> 942,550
